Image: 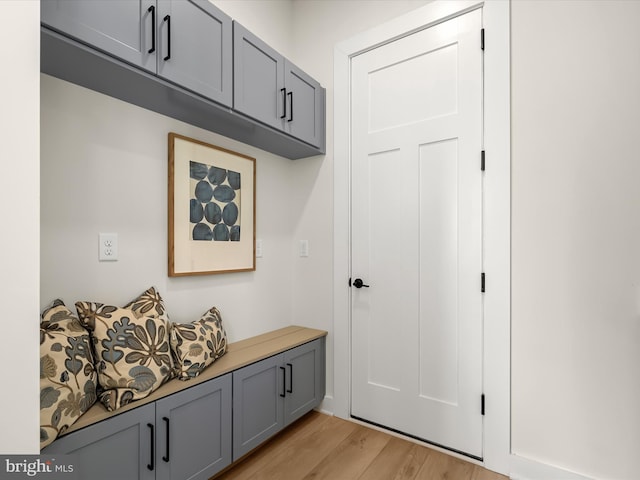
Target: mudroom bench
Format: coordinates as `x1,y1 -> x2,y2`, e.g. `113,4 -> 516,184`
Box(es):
42,326 -> 327,480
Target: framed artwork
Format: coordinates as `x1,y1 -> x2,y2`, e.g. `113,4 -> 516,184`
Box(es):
168,132 -> 256,276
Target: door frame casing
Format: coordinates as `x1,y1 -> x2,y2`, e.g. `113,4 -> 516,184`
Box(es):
332,0 -> 511,474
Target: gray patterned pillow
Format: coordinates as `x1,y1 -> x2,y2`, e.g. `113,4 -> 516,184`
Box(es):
170,307 -> 228,380
40,300 -> 97,449
75,302 -> 173,412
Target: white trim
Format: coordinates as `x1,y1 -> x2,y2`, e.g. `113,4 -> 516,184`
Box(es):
318,394 -> 334,415
510,455 -> 594,480
333,0 -> 511,475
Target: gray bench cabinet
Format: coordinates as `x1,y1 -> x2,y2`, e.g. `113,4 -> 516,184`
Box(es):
42,402 -> 156,480
42,373 -> 232,480
41,0 -> 232,107
233,22 -> 325,149
232,338 -> 325,460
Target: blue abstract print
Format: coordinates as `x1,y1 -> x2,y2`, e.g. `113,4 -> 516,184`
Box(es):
189,161 -> 241,241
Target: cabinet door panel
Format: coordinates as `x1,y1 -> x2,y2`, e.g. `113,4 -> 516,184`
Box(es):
284,338 -> 325,425
41,404 -> 155,480
156,374 -> 232,480
41,0 -> 156,73
233,22 -> 285,130
156,0 -> 232,106
233,354 -> 284,460
284,61 -> 324,148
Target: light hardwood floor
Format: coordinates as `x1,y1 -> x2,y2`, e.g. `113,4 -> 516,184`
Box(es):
214,411 -> 508,480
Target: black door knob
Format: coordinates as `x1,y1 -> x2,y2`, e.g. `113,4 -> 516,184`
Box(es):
352,278 -> 369,288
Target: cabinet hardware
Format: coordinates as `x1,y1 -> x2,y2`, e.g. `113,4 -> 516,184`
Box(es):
162,417 -> 170,462
279,366 -> 286,397
147,423 -> 155,471
163,15 -> 171,61
286,363 -> 293,393
280,88 -> 287,119
287,91 -> 293,122
148,6 -> 155,54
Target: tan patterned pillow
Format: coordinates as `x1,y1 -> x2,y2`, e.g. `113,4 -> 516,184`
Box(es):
40,300 -> 98,449
75,302 -> 173,412
124,286 -> 171,323
170,307 -> 228,380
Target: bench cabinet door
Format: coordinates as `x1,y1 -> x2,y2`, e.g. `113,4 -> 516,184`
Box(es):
155,374 -> 232,480
41,403 -> 156,480
283,338 -> 325,426
232,353 -> 285,460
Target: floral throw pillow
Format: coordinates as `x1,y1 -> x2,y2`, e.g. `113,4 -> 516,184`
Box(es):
170,307 -> 228,380
75,302 -> 173,412
40,300 -> 98,449
124,286 -> 171,323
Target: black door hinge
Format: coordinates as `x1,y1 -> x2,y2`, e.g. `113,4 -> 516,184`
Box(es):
481,29 -> 485,50
481,150 -> 485,171
481,394 -> 485,415
481,273 -> 485,293
348,278 -> 352,287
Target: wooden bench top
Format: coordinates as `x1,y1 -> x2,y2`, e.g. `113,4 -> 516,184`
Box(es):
62,325 -> 327,435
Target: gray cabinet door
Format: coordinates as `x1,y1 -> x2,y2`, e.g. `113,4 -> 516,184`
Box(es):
41,403 -> 156,480
41,0 -> 156,73
155,374 -> 232,480
232,353 -> 285,460
233,22 -> 285,131
284,61 -> 324,149
156,0 -> 232,106
284,338 -> 325,425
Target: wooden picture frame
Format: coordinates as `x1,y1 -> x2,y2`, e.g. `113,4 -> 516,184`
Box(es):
168,133 -> 256,276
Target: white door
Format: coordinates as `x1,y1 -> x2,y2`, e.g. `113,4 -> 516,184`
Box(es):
350,8 -> 484,458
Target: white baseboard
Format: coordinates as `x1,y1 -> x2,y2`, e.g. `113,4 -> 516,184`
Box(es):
510,455 -> 594,480
318,395 -> 334,415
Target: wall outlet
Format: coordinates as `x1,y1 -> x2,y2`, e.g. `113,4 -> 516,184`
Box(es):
256,239 -> 263,258
99,233 -> 118,261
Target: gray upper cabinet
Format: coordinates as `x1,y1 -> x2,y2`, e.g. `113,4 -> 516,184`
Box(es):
155,374 -> 232,480
156,0 -> 232,106
42,0 -> 232,107
233,22 -> 324,148
233,22 -> 285,131
41,0 -> 157,74
283,60 -> 324,149
41,2 -> 325,158
42,403 -> 156,480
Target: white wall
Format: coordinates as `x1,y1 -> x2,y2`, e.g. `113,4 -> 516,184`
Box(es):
40,74 -> 296,343
0,1 -> 40,454
511,1 -> 640,479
